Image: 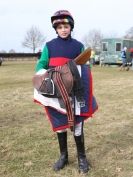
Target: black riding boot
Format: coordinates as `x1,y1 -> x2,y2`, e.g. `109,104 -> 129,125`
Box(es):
74,134 -> 90,173
53,132 -> 68,171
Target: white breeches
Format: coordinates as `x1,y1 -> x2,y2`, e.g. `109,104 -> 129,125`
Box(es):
56,122 -> 83,136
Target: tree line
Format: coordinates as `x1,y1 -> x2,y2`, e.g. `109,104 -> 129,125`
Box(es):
1,26 -> 133,54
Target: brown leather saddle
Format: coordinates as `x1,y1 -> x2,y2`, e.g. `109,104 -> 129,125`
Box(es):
33,62 -> 73,100
33,60 -> 85,130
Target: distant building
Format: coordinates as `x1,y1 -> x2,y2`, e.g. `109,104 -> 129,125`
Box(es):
100,38 -> 133,64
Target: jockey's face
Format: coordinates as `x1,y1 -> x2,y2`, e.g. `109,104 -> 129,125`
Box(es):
56,24 -> 71,38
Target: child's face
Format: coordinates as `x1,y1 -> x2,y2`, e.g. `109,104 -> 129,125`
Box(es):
56,24 -> 71,38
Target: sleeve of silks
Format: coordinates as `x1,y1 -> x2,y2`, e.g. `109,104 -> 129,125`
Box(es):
35,45 -> 49,72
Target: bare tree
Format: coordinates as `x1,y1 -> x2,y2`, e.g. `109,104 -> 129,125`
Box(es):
104,31 -> 119,38
0,50 -> 7,53
124,27 -> 133,39
9,49 -> 15,53
22,26 -> 46,53
82,29 -> 103,51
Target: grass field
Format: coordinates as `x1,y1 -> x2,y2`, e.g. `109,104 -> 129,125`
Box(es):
0,61 -> 133,177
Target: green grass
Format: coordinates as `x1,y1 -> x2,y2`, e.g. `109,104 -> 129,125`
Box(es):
0,61 -> 133,177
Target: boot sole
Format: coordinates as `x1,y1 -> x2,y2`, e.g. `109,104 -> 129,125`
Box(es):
53,161 -> 69,171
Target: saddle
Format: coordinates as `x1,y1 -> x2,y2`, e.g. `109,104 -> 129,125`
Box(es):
33,62 -> 73,100
32,60 -> 85,130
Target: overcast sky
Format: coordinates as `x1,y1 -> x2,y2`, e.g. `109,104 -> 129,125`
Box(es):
0,0 -> 133,52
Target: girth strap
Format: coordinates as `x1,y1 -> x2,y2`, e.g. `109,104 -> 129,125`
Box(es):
55,66 -> 74,130
68,60 -> 85,107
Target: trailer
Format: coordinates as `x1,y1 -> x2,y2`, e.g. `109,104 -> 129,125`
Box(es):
100,38 -> 133,65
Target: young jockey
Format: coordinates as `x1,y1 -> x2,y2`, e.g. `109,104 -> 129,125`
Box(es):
34,10 -> 98,173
